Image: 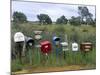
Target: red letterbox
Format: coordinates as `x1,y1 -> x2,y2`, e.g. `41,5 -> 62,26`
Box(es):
40,40 -> 52,54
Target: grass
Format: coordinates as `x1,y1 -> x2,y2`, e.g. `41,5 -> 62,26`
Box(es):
11,22 -> 96,72
11,48 -> 96,72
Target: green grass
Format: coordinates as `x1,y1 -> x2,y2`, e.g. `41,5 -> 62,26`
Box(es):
11,22 -> 96,72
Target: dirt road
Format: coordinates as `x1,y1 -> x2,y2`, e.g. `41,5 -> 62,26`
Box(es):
12,64 -> 95,75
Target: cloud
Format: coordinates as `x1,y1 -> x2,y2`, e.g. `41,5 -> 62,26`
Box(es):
12,1 -> 96,21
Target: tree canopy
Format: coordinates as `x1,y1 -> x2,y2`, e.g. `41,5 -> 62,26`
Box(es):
37,14 -> 52,25
56,15 -> 68,24
13,11 -> 27,23
69,16 -> 81,26
78,6 -> 95,25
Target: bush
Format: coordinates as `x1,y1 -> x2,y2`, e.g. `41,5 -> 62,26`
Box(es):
69,16 -> 81,26
82,29 -> 88,32
54,26 -> 65,34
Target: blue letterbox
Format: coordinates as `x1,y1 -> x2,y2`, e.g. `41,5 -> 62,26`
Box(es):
53,36 -> 61,56
53,36 -> 61,46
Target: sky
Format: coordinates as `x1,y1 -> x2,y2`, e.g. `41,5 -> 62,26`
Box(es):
12,1 -> 96,22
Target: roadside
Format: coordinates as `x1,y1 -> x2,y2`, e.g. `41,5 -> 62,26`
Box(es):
12,64 -> 95,75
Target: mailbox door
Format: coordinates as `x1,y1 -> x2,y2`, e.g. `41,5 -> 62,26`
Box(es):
72,44 -> 78,51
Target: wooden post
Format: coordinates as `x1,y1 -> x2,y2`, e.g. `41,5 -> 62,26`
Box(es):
22,41 -> 26,57
14,32 -> 25,64
37,45 -> 40,64
63,51 -> 66,59
29,48 -> 33,65
45,53 -> 49,65
60,42 -> 68,60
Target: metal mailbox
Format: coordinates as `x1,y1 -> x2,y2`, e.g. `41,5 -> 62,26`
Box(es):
40,40 -> 52,54
80,42 -> 92,52
14,32 -> 25,62
60,42 -> 68,51
60,42 -> 68,59
25,37 -> 34,47
34,30 -> 42,40
53,36 -> 61,46
14,32 -> 25,43
72,42 -> 78,51
25,37 -> 34,64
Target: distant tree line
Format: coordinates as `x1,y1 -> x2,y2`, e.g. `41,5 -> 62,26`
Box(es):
12,6 -> 96,26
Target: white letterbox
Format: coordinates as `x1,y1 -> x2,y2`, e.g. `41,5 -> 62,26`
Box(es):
34,30 -> 42,40
60,42 -> 68,51
35,35 -> 42,40
14,32 -> 25,43
72,42 -> 78,51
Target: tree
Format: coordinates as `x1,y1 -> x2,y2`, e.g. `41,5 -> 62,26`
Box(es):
90,18 -> 96,27
78,6 -> 89,22
56,15 -> 68,24
13,11 -> 27,23
37,14 -> 52,25
94,18 -> 96,25
69,16 -> 81,26
78,6 -> 94,25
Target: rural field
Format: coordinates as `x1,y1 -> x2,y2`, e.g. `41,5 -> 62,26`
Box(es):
11,22 -> 96,74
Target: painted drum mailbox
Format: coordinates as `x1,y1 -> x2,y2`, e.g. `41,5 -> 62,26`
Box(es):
14,32 -> 25,43
14,32 -> 25,61
25,37 -> 34,47
80,42 -> 92,52
53,36 -> 61,46
60,42 -> 68,51
72,42 -> 78,51
40,40 -> 52,54
25,37 -> 34,64
34,30 -> 42,40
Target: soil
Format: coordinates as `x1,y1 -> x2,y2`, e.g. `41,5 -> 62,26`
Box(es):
12,64 -> 95,75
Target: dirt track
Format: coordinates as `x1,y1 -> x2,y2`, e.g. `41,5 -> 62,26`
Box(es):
12,65 -> 95,75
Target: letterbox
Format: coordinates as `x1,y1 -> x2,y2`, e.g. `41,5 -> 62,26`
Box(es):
25,37 -> 34,47
14,32 -> 25,43
53,36 -> 60,45
72,42 -> 78,51
34,30 -> 42,40
14,32 -> 25,57
60,42 -> 68,51
40,40 -> 52,54
80,42 -> 92,52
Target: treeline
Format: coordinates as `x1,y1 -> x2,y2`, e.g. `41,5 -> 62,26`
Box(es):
12,6 -> 96,26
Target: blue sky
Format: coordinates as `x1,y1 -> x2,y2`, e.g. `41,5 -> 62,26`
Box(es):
12,1 -> 96,22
